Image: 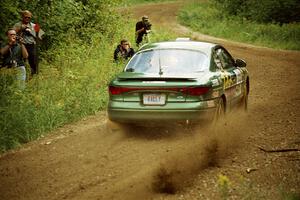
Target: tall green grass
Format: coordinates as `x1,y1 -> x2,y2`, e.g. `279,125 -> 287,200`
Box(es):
0,19 -> 176,152
122,0 -> 175,5
0,37 -> 121,151
178,2 -> 300,50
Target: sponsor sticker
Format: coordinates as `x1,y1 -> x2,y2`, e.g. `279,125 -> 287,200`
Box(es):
235,84 -> 242,96
211,79 -> 220,86
233,69 -> 242,84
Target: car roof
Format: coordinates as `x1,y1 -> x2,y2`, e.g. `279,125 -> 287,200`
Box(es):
138,40 -> 219,55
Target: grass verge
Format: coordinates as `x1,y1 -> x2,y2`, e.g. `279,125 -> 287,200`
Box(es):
178,1 -> 300,50
123,0 -> 175,5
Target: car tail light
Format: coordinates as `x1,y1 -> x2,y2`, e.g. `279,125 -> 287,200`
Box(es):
109,86 -> 210,96
183,86 -> 210,96
109,86 -> 130,95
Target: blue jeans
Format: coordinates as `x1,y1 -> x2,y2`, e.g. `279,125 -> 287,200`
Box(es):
15,66 -> 26,89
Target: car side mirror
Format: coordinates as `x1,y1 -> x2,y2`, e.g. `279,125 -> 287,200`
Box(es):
235,59 -> 247,68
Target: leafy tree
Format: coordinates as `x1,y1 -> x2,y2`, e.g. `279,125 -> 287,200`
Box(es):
0,0 -> 123,51
0,0 -> 20,43
213,0 -> 300,24
213,0 -> 247,16
244,0 -> 300,24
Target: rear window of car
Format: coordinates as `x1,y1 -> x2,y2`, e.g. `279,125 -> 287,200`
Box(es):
125,49 -> 209,75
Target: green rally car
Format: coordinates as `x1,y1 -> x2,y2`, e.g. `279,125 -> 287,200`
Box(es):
107,39 -> 249,125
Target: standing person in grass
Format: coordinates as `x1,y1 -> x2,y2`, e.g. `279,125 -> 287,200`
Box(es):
114,39 -> 135,62
1,28 -> 28,87
135,15 -> 152,46
14,10 -> 43,76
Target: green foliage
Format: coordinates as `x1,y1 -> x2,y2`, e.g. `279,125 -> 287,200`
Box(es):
178,2 -> 300,50
246,0 -> 300,24
213,0 -> 300,24
0,0 -> 19,44
217,174 -> 232,199
123,0 -> 175,5
0,0 -> 123,51
213,0 -> 245,16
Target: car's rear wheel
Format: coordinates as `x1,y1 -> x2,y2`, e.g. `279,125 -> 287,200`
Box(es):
213,97 -> 225,123
240,83 -> 248,111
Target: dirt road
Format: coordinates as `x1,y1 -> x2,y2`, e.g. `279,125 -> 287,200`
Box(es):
1,1 -> 299,200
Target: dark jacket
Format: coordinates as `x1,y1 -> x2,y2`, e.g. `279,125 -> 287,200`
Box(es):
114,45 -> 135,61
135,21 -> 151,45
1,43 -> 25,68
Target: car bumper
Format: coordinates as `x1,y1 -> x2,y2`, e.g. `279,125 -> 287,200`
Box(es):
107,100 -> 217,124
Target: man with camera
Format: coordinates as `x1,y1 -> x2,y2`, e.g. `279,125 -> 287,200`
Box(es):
1,28 -> 28,86
14,10 -> 41,75
114,39 -> 135,62
135,16 -> 152,46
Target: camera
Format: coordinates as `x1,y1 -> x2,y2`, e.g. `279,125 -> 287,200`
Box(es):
16,35 -> 24,43
21,25 -> 29,31
21,26 -> 32,36
16,35 -> 21,42
144,21 -> 152,31
9,60 -> 17,68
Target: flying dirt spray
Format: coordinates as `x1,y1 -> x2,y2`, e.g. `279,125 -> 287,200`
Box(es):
151,112 -> 248,194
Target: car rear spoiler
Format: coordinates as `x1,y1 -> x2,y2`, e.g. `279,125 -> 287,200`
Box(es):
117,72 -> 198,81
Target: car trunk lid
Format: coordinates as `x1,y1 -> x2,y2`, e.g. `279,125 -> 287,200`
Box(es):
109,73 -> 211,103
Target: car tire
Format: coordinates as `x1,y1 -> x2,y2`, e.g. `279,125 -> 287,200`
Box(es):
240,83 -> 248,111
213,97 -> 225,123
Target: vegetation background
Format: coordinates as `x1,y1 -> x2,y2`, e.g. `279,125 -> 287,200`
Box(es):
0,0 -> 299,151
178,0 -> 300,50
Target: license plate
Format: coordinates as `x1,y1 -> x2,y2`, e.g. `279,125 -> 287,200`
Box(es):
143,94 -> 166,105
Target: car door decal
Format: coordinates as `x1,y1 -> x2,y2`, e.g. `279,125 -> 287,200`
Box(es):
211,79 -> 220,87
221,70 -> 238,100
221,71 -> 234,89
233,69 -> 243,84
233,69 -> 243,96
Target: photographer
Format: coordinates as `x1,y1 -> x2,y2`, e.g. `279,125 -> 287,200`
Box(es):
114,39 -> 135,62
14,10 -> 40,75
1,28 -> 28,87
135,16 -> 152,46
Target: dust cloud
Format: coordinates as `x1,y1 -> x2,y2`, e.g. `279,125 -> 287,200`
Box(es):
151,111 -> 249,194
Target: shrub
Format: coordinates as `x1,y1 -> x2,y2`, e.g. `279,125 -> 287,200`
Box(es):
178,2 -> 300,50
213,0 -> 300,24
0,0 -> 123,52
